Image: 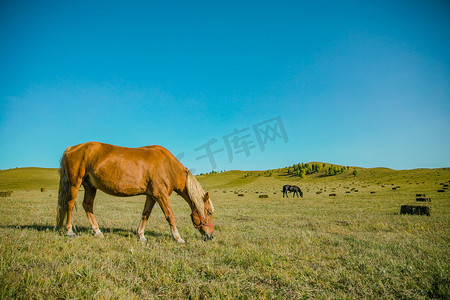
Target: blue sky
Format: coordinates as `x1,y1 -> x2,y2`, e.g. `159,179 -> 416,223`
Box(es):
1,0 -> 449,173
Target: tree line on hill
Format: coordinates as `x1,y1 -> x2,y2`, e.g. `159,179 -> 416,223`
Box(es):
285,163 -> 356,178
199,163 -> 358,178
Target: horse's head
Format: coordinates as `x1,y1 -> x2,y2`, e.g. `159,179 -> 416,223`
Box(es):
190,192 -> 214,241
300,190 -> 304,197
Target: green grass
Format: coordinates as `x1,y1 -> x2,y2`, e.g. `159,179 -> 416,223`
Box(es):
0,166 -> 449,298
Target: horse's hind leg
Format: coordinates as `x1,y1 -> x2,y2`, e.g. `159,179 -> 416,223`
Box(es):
137,195 -> 156,242
82,180 -> 103,237
66,184 -> 80,237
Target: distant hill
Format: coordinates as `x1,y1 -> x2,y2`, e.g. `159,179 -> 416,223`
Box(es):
197,164 -> 450,189
0,165 -> 448,191
0,167 -> 59,191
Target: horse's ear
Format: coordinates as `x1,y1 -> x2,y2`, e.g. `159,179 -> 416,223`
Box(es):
203,192 -> 209,202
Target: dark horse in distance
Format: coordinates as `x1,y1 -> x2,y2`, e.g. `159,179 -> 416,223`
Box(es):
283,185 -> 303,198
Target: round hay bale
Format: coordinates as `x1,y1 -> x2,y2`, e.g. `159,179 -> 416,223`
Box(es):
400,205 -> 430,216
416,197 -> 431,202
329,193 -> 337,197
0,191 -> 13,197
41,188 -> 45,192
237,194 -> 244,197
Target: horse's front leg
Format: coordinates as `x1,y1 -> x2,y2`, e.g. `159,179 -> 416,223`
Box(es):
137,195 -> 156,242
157,194 -> 185,244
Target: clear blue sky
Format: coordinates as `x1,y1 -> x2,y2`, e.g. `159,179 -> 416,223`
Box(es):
1,0 -> 449,173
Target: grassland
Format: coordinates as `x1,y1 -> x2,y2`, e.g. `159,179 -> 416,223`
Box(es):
0,165 -> 449,299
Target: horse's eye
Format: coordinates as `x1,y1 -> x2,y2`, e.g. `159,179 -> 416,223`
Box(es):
207,211 -> 212,216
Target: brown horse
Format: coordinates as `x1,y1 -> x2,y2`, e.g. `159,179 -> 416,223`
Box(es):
56,142 -> 214,243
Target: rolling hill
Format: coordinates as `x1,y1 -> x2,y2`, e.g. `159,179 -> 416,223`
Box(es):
1,164 -> 449,193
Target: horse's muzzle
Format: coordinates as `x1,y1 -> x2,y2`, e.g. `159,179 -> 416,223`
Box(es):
203,232 -> 214,241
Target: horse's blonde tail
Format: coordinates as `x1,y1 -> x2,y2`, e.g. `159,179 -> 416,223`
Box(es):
56,153 -> 69,230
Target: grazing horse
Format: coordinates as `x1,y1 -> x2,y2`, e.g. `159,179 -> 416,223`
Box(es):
282,185 -> 303,198
56,142 -> 214,243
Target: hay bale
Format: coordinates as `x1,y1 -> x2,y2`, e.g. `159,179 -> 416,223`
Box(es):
237,194 -> 244,197
0,191 -> 13,197
416,194 -> 426,197
329,193 -> 337,197
400,205 -> 430,216
370,192 -> 376,194
316,191 -> 321,194
437,190 -> 445,192
40,188 -> 45,192
416,197 -> 431,202
258,195 -> 268,198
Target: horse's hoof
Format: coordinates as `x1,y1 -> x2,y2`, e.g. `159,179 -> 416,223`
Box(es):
176,238 -> 185,244
139,236 -> 147,243
66,231 -> 76,238
94,231 -> 104,238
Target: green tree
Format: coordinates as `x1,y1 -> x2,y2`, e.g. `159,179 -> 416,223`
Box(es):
299,169 -> 306,178
353,169 -> 357,176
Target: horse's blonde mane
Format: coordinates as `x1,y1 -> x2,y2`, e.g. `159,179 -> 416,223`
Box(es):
186,171 -> 213,219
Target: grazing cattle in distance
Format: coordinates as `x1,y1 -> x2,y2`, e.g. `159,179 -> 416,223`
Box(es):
283,185 -> 303,198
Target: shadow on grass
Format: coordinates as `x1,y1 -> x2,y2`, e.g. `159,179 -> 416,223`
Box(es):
1,224 -> 167,238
